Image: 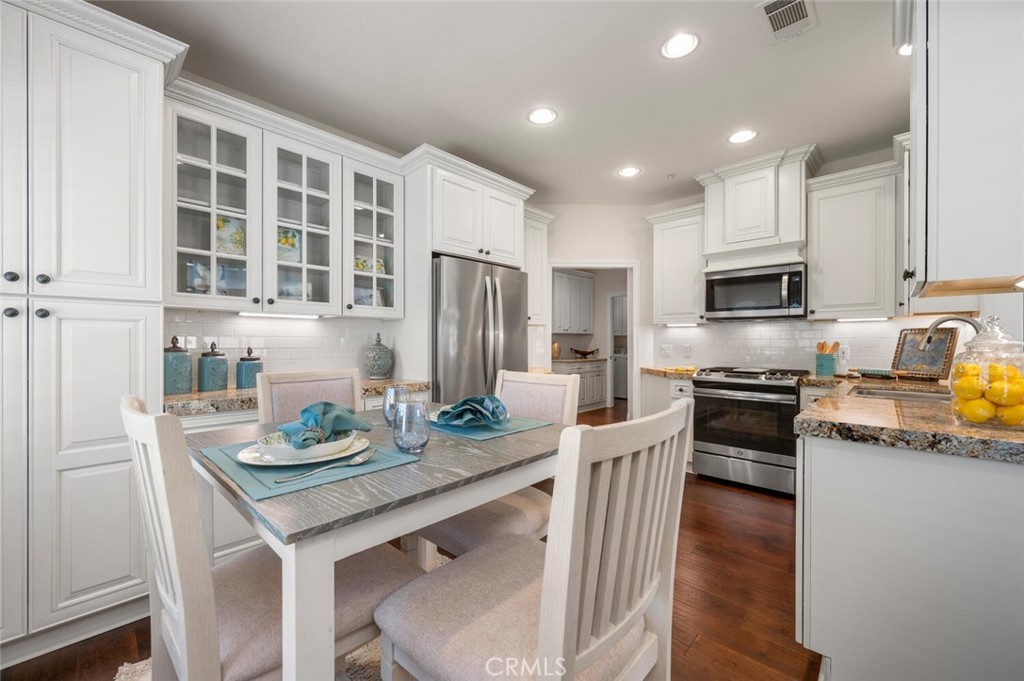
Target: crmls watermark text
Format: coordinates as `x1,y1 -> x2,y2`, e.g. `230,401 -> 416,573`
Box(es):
485,657 -> 567,677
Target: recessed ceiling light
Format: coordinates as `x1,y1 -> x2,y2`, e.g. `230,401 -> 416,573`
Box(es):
528,107 -> 558,125
617,166 -> 641,178
897,43 -> 913,57
728,129 -> 758,144
662,33 -> 699,59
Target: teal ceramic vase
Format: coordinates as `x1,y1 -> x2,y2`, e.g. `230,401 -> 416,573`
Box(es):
198,342 -> 228,392
236,347 -> 262,389
163,336 -> 192,395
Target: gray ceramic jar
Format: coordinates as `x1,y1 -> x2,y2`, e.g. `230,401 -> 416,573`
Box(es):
364,332 -> 394,380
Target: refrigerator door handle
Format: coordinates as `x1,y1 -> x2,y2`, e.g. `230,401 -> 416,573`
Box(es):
493,274 -> 505,387
484,275 -> 495,392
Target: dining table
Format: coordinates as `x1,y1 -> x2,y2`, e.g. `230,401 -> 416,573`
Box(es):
162,405 -> 566,681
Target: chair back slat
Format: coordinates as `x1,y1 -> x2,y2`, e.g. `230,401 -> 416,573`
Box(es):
539,399 -> 693,678
256,369 -> 362,424
495,369 -> 580,426
121,396 -> 221,680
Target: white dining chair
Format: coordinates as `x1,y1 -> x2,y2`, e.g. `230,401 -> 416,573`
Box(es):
120,396 -> 421,681
256,368 -> 362,424
374,399 -> 693,681
415,370 -> 579,565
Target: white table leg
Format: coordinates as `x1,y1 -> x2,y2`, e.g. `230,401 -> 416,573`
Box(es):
281,533 -> 336,680
413,536 -> 439,572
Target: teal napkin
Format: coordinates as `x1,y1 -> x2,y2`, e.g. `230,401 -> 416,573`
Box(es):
436,395 -> 509,429
278,401 -> 372,449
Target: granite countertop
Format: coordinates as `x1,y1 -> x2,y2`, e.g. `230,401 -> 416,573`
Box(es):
552,357 -> 609,363
640,367 -> 696,379
795,382 -> 1024,465
164,378 -> 431,416
799,374 -> 951,393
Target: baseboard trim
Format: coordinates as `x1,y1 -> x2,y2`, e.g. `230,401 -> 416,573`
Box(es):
1,599 -> 148,669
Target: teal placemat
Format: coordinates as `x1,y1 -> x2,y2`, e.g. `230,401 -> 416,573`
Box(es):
200,442 -> 419,501
429,416 -> 551,441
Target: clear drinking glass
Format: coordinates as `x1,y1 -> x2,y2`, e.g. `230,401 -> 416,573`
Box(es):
382,385 -> 409,429
393,401 -> 430,454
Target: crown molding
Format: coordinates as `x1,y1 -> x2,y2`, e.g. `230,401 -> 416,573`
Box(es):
645,203 -> 704,225
524,205 -> 556,224
806,159 -> 900,191
9,0 -> 188,83
401,144 -> 534,200
696,144 -> 821,185
166,79 -> 405,173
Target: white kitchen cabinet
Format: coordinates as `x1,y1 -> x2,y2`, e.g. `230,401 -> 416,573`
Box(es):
611,295 -> 627,336
361,390 -> 430,411
524,207 -> 553,326
911,0 -> 1024,296
343,160 -> 404,318
648,204 -> 705,324
7,14 -> 164,302
552,361 -> 607,411
552,270 -> 595,334
1,297 -> 27,643
806,165 -> 897,320
29,299 -> 160,630
403,144 -> 533,270
697,146 -> 820,271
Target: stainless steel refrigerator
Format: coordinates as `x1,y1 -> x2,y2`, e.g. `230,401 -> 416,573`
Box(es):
432,254 -> 528,403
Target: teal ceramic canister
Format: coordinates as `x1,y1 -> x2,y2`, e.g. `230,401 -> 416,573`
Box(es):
236,347 -> 262,389
198,342 -> 228,392
163,336 -> 192,396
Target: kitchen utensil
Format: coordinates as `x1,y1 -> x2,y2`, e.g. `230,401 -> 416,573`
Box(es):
198,342 -> 227,392
273,448 -> 378,483
236,346 -> 262,389
163,335 -> 192,396
393,401 -> 430,454
382,385 -> 409,428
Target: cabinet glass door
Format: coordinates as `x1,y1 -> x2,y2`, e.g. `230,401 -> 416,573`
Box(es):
343,160 -> 404,318
169,108 -> 261,309
264,134 -> 341,314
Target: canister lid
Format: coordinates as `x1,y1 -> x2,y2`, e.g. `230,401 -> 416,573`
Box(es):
201,342 -> 225,357
164,336 -> 188,353
239,346 -> 260,362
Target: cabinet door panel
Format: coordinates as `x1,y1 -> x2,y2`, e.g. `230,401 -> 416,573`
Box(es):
1,5 -> 27,297
29,17 -> 162,301
724,167 -> 777,245
432,168 -> 481,258
483,188 -> 523,267
524,219 -> 548,324
1,298 -> 27,642
653,217 -> 703,324
30,301 -> 159,629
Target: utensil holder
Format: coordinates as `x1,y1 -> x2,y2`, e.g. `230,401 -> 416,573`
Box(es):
816,353 -> 837,377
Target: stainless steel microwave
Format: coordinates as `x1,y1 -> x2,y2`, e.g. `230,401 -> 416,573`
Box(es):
704,263 -> 806,319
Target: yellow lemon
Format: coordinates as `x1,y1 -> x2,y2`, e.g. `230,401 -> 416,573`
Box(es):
952,363 -> 982,379
996,405 -> 1024,427
953,375 -> 987,401
984,380 -> 1024,406
960,398 -> 997,423
951,398 -> 965,415
987,364 -> 1021,382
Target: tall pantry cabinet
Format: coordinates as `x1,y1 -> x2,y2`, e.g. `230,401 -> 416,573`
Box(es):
0,0 -> 185,662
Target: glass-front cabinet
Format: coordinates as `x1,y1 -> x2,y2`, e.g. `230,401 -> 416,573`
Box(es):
263,133 -> 343,315
166,105 -> 263,310
343,160 -> 404,318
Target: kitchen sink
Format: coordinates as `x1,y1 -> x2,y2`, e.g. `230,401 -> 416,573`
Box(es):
852,387 -> 951,402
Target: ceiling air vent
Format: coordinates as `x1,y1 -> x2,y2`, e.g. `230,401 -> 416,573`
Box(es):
756,0 -> 819,45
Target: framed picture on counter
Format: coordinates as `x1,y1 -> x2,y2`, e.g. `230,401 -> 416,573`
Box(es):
891,327 -> 959,380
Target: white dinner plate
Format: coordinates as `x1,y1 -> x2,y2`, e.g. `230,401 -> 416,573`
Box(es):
235,436 -> 371,467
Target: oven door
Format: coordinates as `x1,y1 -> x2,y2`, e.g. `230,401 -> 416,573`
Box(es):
691,384 -> 799,468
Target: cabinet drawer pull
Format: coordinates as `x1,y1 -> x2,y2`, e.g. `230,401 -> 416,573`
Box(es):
36,274 -> 51,284
3,271 -> 19,282
35,309 -> 50,318
3,308 -> 18,318
252,297 -> 261,304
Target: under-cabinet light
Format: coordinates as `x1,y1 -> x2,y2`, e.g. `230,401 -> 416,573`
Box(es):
1015,277 -> 1024,290
665,323 -> 698,327
238,312 -> 321,320
836,317 -> 889,323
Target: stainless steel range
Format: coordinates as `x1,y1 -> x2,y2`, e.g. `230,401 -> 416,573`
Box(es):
691,366 -> 810,494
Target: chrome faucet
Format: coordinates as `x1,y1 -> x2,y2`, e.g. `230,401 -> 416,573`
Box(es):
917,315 -> 986,350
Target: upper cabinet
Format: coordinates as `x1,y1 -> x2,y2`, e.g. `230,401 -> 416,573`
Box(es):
648,204 -> 705,325
806,165 -> 897,320
164,82 -> 406,317
1,12 -> 179,302
524,206 -> 554,326
697,146 -> 821,272
910,0 -> 1024,296
552,269 -> 594,334
403,144 -> 533,269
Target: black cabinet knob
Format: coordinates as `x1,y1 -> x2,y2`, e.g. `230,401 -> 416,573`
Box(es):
35,309 -> 50,318
698,314 -> 705,320
3,308 -> 18,318
485,250 -> 491,255
267,298 -> 275,305
3,271 -> 19,282
902,268 -> 916,281
478,248 -> 484,254
346,303 -> 353,310
36,274 -> 51,284
898,301 -> 906,307
527,315 -> 531,321
252,297 -> 261,304
809,309 -> 816,315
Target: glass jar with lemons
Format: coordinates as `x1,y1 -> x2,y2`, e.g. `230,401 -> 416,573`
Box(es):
950,317 -> 1024,427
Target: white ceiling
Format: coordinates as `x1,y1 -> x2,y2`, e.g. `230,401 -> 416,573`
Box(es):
94,0 -> 911,205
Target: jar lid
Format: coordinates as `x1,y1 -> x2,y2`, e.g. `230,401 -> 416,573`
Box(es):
965,316 -> 1024,351
201,342 -> 225,357
164,335 -> 188,353
239,346 -> 260,362
371,332 -> 386,348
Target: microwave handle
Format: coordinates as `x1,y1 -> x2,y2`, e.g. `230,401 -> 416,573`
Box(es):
781,273 -> 789,309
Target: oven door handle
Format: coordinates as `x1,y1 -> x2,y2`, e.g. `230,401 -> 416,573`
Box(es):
693,387 -> 797,405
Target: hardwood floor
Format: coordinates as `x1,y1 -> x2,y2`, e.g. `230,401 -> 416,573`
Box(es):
577,397 -> 629,426
1,406 -> 820,680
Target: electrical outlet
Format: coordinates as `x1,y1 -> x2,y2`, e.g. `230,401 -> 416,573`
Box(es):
680,344 -> 693,358
659,344 -> 673,358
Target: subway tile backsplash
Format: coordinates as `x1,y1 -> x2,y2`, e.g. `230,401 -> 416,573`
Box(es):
164,308 -> 396,390
652,315 -> 970,373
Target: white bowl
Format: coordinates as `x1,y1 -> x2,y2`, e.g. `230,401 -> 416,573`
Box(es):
257,430 -> 357,462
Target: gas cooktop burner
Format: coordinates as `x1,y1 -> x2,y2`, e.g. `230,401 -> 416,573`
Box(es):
694,366 -> 810,384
